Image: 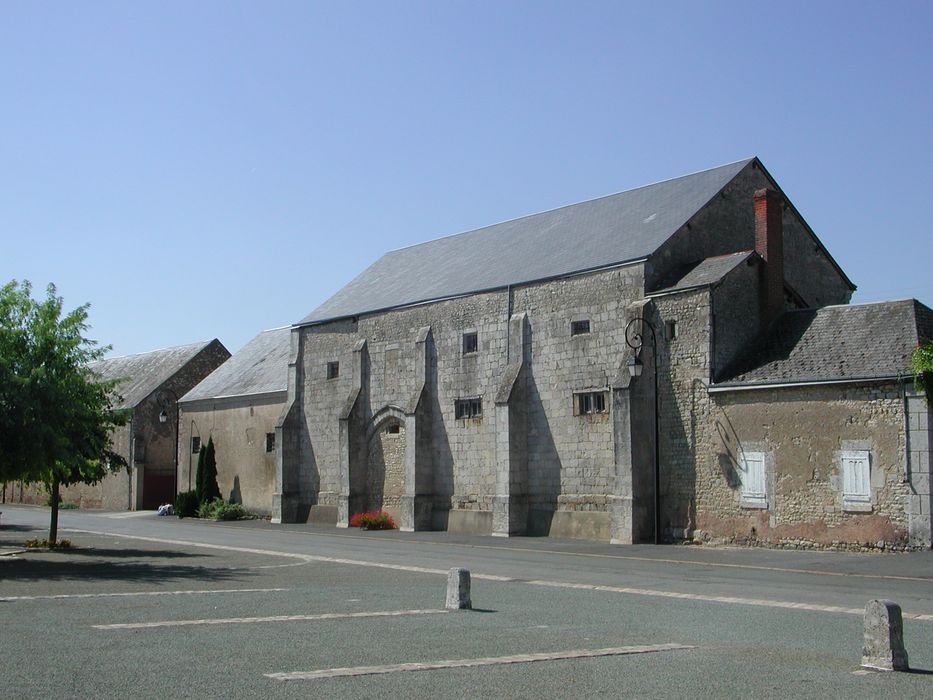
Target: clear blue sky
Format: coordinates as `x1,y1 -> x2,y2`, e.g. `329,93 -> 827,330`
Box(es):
2,1 -> 931,357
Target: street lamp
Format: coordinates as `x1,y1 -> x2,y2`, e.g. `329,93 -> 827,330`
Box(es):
625,316 -> 661,545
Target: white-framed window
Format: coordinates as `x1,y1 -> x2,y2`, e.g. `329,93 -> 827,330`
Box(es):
841,450 -> 871,508
739,451 -> 767,507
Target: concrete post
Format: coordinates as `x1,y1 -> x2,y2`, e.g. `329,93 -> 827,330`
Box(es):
861,599 -> 909,671
446,568 -> 472,610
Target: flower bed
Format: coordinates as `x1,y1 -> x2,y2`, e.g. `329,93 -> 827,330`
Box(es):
349,511 -> 397,530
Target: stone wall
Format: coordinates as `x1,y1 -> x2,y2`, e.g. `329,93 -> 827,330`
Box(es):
693,383 -> 915,548
650,283 -> 927,549
649,288 -> 712,538
178,392 -> 285,515
285,264 -> 646,536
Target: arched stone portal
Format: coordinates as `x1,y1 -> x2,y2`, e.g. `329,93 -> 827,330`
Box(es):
366,416 -> 405,522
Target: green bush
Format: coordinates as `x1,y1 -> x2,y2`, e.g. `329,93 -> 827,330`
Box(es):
912,341 -> 933,405
197,497 -> 224,520
194,497 -> 255,521
214,502 -> 252,521
174,490 -> 200,518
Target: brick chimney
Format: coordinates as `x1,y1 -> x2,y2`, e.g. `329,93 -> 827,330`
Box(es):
754,188 -> 784,325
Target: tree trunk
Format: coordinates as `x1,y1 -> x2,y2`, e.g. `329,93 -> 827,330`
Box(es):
49,478 -> 60,545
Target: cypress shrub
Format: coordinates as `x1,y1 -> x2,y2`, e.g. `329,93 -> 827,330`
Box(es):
200,437 -> 221,503
194,441 -> 207,504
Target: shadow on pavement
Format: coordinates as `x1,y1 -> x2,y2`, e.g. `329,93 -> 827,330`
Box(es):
53,548 -> 201,559
0,557 -> 247,584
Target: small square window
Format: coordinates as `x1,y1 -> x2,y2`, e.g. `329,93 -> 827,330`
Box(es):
384,423 -> 400,434
455,397 -> 482,419
739,452 -> 767,507
571,320 -> 591,336
665,319 -> 677,340
575,391 -> 608,415
265,432 -> 276,453
191,436 -> 201,454
326,361 -> 339,379
462,331 -> 478,354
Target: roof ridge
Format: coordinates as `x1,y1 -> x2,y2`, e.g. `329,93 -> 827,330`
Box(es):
384,157 -> 757,255
98,339 -> 215,362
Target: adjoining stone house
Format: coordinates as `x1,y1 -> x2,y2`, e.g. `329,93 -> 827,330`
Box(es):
272,156 -> 932,549
177,327 -> 290,515
9,339 -> 230,510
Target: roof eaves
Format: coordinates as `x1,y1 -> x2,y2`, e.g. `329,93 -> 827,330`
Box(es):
297,256 -> 649,327
709,374 -> 905,393
179,389 -> 288,407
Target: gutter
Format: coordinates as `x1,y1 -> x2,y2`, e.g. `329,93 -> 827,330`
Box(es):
709,374 -> 905,393
178,389 -> 288,409
297,257 -> 648,328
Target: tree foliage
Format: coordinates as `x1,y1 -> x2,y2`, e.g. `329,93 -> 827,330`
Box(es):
197,436 -> 221,504
0,280 -> 126,541
911,340 -> 933,406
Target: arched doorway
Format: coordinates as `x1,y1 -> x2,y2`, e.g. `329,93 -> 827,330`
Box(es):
366,416 -> 405,522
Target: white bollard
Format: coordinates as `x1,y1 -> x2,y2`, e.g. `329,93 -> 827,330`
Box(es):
861,599 -> 909,671
446,568 -> 472,610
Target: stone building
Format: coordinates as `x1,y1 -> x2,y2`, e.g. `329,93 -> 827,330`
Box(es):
273,157 -> 932,549
177,327 -> 290,515
9,339 -> 230,510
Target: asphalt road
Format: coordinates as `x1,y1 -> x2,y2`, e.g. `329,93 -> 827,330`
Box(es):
1,504 -> 932,698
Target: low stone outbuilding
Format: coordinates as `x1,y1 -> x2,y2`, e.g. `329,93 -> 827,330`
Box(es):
177,327 -> 291,515
698,299 -> 933,549
9,339 -> 230,510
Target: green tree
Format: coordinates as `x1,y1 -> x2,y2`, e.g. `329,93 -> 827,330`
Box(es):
198,436 -> 220,504
0,280 -> 126,543
912,340 -> 933,406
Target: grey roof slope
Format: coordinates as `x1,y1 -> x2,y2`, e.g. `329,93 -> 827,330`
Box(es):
301,158 -> 755,324
716,299 -> 933,387
650,251 -> 756,296
180,327 -> 291,402
90,340 -> 219,409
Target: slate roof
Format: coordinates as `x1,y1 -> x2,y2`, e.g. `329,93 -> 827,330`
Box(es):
89,340 -> 220,410
715,299 -> 933,387
301,158 -> 756,325
180,327 -> 291,402
649,251 -> 756,296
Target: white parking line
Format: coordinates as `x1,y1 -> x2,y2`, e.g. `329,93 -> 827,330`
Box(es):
266,643 -> 694,680
1,587 -> 289,602
63,528 -> 933,622
94,608 -> 447,630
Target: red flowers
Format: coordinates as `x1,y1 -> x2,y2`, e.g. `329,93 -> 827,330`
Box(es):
349,511 -> 397,530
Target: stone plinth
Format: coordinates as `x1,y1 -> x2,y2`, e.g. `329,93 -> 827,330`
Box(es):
861,599 -> 909,671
